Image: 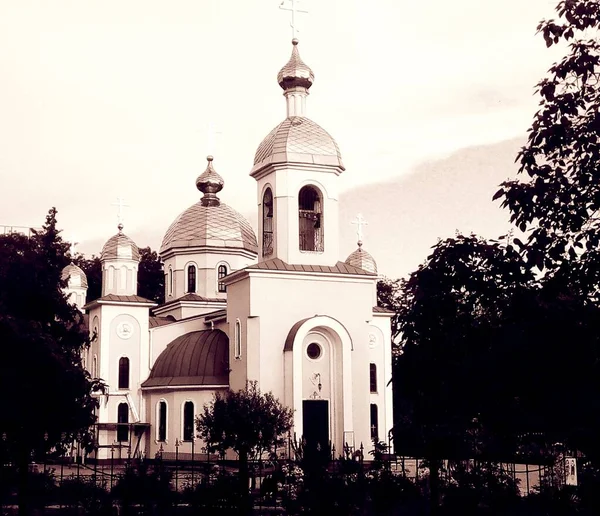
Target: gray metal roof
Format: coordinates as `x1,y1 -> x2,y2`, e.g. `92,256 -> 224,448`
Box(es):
160,201 -> 258,255
61,263 -> 88,288
251,116 -> 344,175
100,231 -> 140,262
244,257 -> 375,276
345,246 -> 378,274
277,39 -> 314,90
141,330 -> 229,388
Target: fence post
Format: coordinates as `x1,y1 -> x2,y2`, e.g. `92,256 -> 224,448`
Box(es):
110,442 -> 115,491
191,437 -> 195,486
175,438 -> 180,492
526,463 -> 529,495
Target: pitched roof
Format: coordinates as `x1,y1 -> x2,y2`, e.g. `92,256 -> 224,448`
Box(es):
149,316 -> 177,328
83,294 -> 156,309
373,305 -> 395,314
154,293 -> 225,310
243,258 -> 376,276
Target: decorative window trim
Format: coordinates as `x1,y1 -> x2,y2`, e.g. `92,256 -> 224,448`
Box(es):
298,185 -> 324,253
181,400 -> 195,442
157,399 -> 168,443
168,266 -> 174,297
185,262 -> 198,294
234,319 -> 242,359
216,262 -> 229,294
117,402 -> 129,443
369,363 -> 377,393
262,186 -> 274,258
118,356 -> 130,390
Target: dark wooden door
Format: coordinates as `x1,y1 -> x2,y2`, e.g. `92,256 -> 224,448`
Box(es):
303,400 -> 329,457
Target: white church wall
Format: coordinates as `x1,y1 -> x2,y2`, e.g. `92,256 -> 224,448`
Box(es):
371,315 -> 394,450
226,278 -> 252,392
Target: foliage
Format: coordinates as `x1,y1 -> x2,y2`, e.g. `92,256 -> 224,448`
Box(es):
196,381 -> 293,461
0,208 -> 100,514
183,471 -> 246,514
58,476 -> 112,516
111,460 -> 175,514
495,0 -> 600,290
74,254 -> 102,302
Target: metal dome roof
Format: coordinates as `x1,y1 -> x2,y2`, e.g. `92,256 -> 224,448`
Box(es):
61,263 -> 88,289
141,330 -> 229,388
251,116 -> 344,176
345,246 -> 378,275
160,201 -> 258,255
277,38 -> 314,90
100,228 -> 140,262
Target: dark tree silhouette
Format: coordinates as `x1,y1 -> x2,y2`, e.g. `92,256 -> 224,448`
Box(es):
196,382 -> 293,510
0,208 -> 100,516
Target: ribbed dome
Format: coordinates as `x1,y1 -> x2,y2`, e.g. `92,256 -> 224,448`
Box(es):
101,228 -> 140,262
277,38 -> 314,90
345,246 -> 378,274
61,263 -> 88,289
160,202 -> 258,255
251,116 -> 344,176
141,330 -> 229,387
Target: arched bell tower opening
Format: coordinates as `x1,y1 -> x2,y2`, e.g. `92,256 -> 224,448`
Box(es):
262,187 -> 274,257
298,185 -> 323,252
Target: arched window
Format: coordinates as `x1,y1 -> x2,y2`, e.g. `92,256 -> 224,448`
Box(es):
117,403 -> 129,442
187,265 -> 197,293
298,186 -> 324,252
157,401 -> 167,442
370,404 -> 379,440
92,355 -> 98,378
234,320 -> 242,359
168,266 -> 173,296
217,265 -> 227,293
262,188 -> 274,257
369,363 -> 377,393
118,357 -> 130,389
183,401 -> 194,441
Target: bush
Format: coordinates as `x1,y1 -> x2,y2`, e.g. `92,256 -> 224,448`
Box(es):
182,471 -> 247,515
58,476 -> 112,515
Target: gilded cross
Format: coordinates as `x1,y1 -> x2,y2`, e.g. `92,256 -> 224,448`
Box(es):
111,197 -> 130,225
69,239 -> 78,257
279,0 -> 308,39
206,121 -> 223,157
352,213 -> 368,244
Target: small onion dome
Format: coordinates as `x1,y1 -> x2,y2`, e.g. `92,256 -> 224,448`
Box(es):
61,263 -> 88,288
251,116 -> 344,175
277,38 -> 314,90
345,243 -> 378,274
196,155 -> 224,207
161,156 -> 257,255
141,329 -> 229,388
100,225 -> 140,262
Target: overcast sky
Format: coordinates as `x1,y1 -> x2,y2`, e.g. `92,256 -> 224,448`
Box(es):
0,0 -> 563,273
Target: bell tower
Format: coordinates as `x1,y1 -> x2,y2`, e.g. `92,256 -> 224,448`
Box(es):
250,39 -> 345,267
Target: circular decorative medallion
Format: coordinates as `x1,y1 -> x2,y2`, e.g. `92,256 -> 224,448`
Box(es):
306,342 -> 322,360
368,333 -> 377,349
117,322 -> 134,340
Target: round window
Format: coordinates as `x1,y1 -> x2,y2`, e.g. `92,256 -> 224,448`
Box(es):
306,343 -> 322,360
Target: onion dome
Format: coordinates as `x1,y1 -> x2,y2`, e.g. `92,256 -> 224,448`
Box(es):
196,155 -> 224,207
345,242 -> 378,274
251,117 -> 344,175
100,224 -> 140,262
141,330 -> 229,387
160,156 -> 258,255
277,38 -> 314,90
61,263 -> 88,288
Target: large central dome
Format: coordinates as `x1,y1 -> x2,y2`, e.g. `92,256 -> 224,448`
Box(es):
160,156 -> 257,255
160,201 -> 258,255
251,116 -> 345,176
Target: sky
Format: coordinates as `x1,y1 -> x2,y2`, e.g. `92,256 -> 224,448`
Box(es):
0,0 -> 565,277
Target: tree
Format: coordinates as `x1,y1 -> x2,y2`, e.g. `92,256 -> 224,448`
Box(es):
138,247 -> 164,304
496,0 -> 600,293
196,382 -> 293,507
74,254 -> 102,302
0,208 -> 100,515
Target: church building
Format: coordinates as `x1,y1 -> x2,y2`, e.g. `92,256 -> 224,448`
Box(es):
63,37 -> 394,461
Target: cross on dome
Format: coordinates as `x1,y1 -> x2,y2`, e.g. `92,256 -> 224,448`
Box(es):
352,213 -> 368,246
111,197 -> 130,232
205,122 -> 223,157
68,239 -> 78,257
279,0 -> 308,40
